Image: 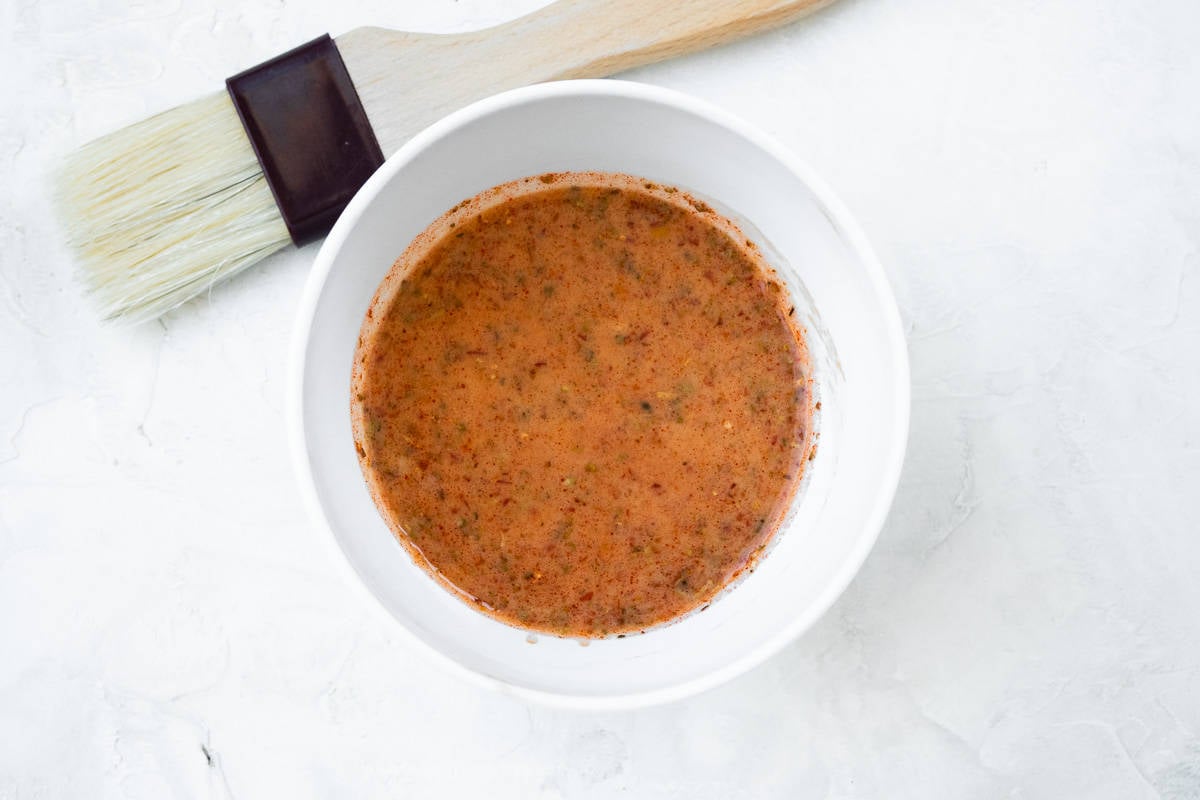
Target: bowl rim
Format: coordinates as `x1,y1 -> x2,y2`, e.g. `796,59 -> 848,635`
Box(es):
287,78 -> 910,710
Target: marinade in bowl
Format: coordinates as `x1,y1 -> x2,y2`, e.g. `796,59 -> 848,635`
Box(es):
351,172 -> 815,638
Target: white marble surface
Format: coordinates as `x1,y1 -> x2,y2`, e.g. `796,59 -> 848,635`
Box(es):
3,0 -> 1200,796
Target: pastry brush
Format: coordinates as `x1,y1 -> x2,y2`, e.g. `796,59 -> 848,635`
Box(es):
56,0 -> 835,323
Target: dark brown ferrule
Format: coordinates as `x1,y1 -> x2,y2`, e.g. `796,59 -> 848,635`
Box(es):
226,34 -> 384,246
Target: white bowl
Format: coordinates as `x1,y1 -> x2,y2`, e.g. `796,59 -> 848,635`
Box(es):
289,80 -> 909,709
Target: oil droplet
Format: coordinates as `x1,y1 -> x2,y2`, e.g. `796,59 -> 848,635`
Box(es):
525,634 -> 538,644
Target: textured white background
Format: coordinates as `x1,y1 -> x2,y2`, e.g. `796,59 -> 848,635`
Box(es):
3,0 -> 1200,797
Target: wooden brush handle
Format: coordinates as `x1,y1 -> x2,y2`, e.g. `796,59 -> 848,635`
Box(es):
340,0 -> 837,154
497,0 -> 837,77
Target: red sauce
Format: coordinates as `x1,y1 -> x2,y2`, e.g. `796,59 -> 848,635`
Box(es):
352,172 -> 814,637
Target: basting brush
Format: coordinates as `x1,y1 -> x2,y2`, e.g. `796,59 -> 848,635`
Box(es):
56,0 -> 835,323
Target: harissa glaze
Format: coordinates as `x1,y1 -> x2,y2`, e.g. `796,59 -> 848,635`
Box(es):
352,172 -> 815,638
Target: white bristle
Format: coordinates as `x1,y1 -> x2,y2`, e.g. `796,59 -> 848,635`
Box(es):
56,91 -> 291,323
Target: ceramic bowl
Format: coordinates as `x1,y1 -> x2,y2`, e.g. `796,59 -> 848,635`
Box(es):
289,79 -> 908,708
